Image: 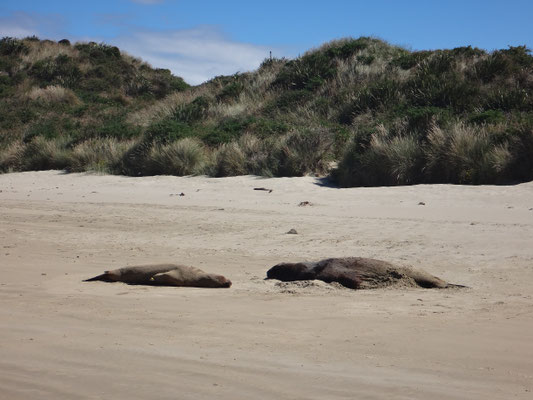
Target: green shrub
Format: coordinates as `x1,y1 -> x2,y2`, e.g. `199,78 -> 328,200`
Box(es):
339,79 -> 401,123
484,88 -> 531,111
150,68 -> 189,98
86,64 -> 123,84
449,46 -> 486,58
86,115 -> 142,140
357,55 -> 375,65
146,118 -> 194,143
0,37 -> 28,56
266,90 -> 312,113
126,69 -> 187,99
391,50 -> 432,70
258,56 -> 287,71
332,126 -> 352,158
406,65 -> 480,111
324,37 -> 370,59
402,106 -> 449,133
0,74 -> 13,97
75,42 -> 121,62
29,55 -> 81,88
469,110 -> 505,125
249,117 -> 289,137
24,119 -> 60,142
125,73 -> 151,96
476,46 -> 532,83
274,50 -> 336,91
216,77 -> 244,103
201,116 -> 252,146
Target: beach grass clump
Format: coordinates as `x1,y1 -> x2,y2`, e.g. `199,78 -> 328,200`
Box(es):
69,137 -> 136,173
273,127 -> 335,176
21,136 -> 70,171
27,85 -> 80,105
210,142 -> 247,177
147,137 -> 207,176
335,123 -> 422,186
237,134 -> 276,176
424,122 -> 512,183
0,141 -> 25,172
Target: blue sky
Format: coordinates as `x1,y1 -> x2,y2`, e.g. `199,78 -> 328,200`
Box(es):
1,0 -> 532,84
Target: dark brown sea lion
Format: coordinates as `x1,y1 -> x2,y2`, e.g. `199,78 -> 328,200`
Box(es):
84,264 -> 232,288
266,257 -> 464,290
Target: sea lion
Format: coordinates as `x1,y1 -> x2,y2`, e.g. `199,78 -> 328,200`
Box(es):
84,264 -> 232,288
266,257 -> 463,290
150,266 -> 232,288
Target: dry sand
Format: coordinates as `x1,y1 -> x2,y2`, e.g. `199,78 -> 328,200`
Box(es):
0,170 -> 532,399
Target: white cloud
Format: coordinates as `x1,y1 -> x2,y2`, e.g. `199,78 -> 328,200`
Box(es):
0,12 -> 40,38
0,11 -> 67,40
113,26 -> 273,85
0,11 -> 278,85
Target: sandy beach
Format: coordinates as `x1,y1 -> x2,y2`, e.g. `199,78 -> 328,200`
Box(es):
0,170 -> 532,399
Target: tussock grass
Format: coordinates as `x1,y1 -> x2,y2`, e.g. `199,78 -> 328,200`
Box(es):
424,122 -> 512,183
0,141 -> 25,172
21,39 -> 78,65
2,36 -> 532,185
336,123 -> 422,186
147,137 -> 207,176
127,87 -> 211,127
369,126 -> 422,184
275,127 -> 335,176
211,142 -> 247,177
209,134 -> 273,177
21,137 -> 70,171
237,134 -> 275,176
69,138 -> 136,173
27,85 -> 80,105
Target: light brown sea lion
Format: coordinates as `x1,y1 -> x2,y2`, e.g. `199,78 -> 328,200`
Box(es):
84,264 -> 232,288
266,257 -> 464,290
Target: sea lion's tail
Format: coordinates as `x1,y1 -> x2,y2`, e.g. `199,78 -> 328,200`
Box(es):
83,272 -> 114,282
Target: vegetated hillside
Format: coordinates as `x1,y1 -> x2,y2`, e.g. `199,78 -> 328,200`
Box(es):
1,36 -> 532,186
0,36 -> 189,171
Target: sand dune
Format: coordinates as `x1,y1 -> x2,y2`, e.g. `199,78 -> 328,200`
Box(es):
0,171 -> 532,399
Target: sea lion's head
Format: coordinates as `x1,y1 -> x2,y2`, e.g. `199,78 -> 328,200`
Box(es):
200,274 -> 232,288
266,262 -> 316,281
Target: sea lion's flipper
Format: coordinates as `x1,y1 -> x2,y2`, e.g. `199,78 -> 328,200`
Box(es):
444,283 -> 469,289
83,272 -> 115,282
